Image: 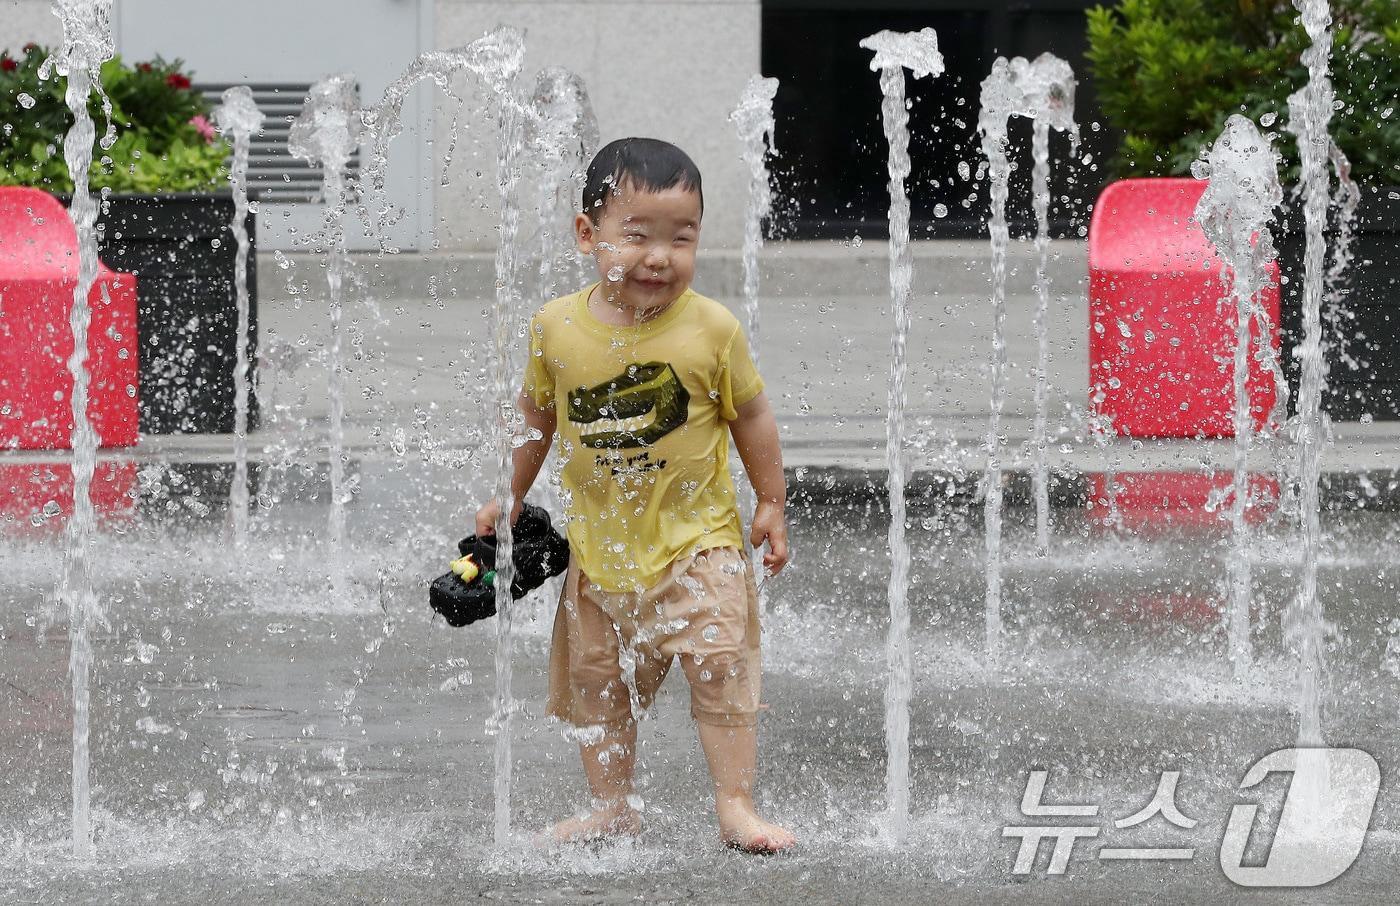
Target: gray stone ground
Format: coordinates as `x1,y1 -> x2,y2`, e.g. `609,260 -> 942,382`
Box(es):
4,241 -> 1400,902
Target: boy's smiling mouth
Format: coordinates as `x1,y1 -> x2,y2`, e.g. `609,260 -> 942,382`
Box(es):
568,362 -> 690,448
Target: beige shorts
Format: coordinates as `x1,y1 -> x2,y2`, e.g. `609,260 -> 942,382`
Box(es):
546,545 -> 762,730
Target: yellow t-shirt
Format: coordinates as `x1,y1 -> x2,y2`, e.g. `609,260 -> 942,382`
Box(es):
523,283 -> 764,593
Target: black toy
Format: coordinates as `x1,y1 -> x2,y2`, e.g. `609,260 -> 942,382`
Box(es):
428,502 -> 570,627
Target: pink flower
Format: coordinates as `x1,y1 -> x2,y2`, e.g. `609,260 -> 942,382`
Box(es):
190,114 -> 216,144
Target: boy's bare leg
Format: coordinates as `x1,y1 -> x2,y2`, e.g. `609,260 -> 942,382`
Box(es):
545,720 -> 642,842
696,721 -> 796,853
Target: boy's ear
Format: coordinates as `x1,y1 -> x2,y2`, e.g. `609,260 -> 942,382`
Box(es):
574,213 -> 596,254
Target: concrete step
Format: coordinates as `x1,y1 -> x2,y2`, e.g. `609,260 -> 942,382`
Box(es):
259,239 -> 1090,303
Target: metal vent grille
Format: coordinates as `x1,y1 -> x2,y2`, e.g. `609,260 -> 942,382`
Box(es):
197,82 -> 362,203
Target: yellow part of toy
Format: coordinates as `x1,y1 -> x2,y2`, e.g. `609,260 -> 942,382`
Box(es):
449,555 -> 480,583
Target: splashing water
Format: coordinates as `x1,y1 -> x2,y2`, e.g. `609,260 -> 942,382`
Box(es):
860,25 -> 944,843
1285,0 -> 1334,749
352,23 -> 533,844
528,67 -> 598,299
455,25 -> 530,847
1193,115 -> 1283,679
356,39 -> 534,248
289,75 -> 362,600
1322,142 -> 1362,374
524,67 -> 597,619
729,74 -> 779,610
1027,61 -> 1077,559
978,53 -> 1078,653
213,87 -> 266,551
43,0 -> 115,861
730,75 -> 778,375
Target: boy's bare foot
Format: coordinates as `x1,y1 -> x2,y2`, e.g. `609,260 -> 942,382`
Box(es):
717,797 -> 796,855
540,801 -> 642,845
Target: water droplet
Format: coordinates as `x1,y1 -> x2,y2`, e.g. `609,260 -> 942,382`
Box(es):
439,671 -> 473,691
851,235 -> 863,248
1259,111 -> 1277,127
933,204 -> 948,218
701,624 -> 720,642
42,500 -> 61,517
136,716 -> 173,735
17,93 -> 36,109
606,265 -> 625,282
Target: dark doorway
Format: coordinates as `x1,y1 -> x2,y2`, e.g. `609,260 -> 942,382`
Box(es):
761,1 -> 1111,240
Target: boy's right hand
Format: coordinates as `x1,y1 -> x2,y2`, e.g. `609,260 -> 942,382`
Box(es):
475,498 -> 522,537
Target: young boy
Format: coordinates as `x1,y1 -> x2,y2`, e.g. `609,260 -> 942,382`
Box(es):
475,137 -> 795,854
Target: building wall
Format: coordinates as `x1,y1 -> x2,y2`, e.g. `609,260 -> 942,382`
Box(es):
0,1 -> 64,51
3,0 -> 760,251
433,0 -> 760,250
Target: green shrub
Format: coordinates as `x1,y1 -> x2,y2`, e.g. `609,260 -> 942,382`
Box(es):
0,42 -> 228,192
1086,0 -> 1400,183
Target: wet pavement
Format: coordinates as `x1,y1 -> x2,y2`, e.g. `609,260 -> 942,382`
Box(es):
4,456 -> 1400,903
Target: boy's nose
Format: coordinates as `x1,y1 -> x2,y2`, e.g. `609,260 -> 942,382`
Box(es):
643,245 -> 668,271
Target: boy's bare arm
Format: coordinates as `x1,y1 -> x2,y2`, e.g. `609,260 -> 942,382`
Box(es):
729,390 -> 789,575
511,388 -> 557,501
476,389 -> 556,535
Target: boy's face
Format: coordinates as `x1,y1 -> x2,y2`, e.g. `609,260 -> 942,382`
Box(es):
575,180 -> 701,312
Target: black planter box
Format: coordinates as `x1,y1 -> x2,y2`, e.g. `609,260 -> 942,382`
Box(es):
72,192 -> 258,435
1280,185 -> 1400,421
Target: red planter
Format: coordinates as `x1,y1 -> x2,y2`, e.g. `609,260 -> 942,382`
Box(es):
1088,177 -> 1280,439
0,187 -> 138,450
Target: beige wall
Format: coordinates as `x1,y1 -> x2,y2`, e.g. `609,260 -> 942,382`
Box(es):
434,0 -> 760,250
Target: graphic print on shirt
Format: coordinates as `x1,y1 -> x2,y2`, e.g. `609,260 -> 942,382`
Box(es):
567,361 -> 690,449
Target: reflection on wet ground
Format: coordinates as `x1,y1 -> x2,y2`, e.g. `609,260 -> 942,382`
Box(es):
3,458 -> 1400,902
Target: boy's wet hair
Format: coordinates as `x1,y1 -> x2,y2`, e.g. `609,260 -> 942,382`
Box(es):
583,137 -> 703,220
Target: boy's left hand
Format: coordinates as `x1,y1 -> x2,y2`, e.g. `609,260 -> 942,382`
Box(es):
749,500 -> 789,578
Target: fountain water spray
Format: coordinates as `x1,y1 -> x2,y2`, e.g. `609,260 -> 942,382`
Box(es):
977,53 -> 1077,652
450,27 -> 530,846
730,75 -> 778,375
860,26 -> 944,842
1028,67 -> 1077,557
43,0 -> 115,860
213,87 -> 265,551
729,74 -> 779,608
357,48 -> 504,248
527,67 -> 598,298
1322,144 -> 1361,374
1285,0 -> 1335,748
1193,115 -> 1283,679
352,27 -> 532,842
290,75 -> 362,600
521,67 -> 597,623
